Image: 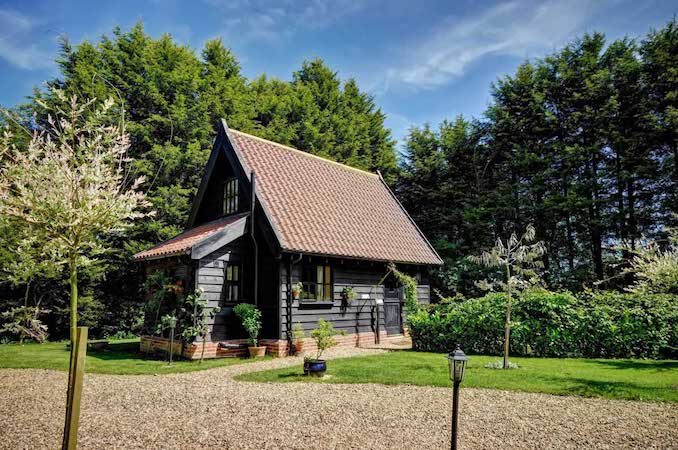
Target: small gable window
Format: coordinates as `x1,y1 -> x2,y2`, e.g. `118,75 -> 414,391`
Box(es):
301,265 -> 333,301
223,178 -> 239,215
223,262 -> 240,304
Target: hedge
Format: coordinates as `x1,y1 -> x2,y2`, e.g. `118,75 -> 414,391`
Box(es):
408,290 -> 678,359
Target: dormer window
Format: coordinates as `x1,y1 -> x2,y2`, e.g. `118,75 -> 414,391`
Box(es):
223,177 -> 239,215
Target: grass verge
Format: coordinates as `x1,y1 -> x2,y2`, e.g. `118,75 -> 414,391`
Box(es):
235,351 -> 678,402
0,339 -> 263,375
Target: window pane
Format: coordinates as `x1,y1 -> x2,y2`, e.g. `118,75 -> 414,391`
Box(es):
233,265 -> 238,281
317,266 -> 323,284
223,178 -> 239,214
324,283 -> 331,300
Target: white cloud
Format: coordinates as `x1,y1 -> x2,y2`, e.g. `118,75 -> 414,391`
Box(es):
204,0 -> 367,43
387,0 -> 603,89
0,9 -> 52,70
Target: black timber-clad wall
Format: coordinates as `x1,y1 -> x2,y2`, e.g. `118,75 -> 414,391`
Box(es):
194,149 -> 238,225
278,256 -> 431,340
195,228 -> 279,342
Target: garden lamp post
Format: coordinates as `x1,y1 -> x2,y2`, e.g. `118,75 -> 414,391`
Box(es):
447,345 -> 468,450
168,316 -> 177,366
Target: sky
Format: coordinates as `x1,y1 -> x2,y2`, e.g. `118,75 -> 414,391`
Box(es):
0,0 -> 676,147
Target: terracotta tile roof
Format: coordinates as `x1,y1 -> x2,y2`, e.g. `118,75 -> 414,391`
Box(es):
228,129 -> 442,265
134,213 -> 248,261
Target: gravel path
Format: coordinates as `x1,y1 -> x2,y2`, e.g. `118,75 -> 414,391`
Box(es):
1,348 -> 676,449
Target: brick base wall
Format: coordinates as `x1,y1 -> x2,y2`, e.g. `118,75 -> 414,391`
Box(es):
140,331 -> 404,359
275,331 -> 391,357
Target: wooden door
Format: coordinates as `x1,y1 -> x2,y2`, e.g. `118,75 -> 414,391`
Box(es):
383,286 -> 402,335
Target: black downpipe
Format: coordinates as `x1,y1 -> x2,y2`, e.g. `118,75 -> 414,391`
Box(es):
286,253 -> 303,355
250,171 -> 258,307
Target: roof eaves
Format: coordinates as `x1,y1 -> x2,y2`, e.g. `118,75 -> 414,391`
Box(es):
280,247 -> 440,266
134,248 -> 191,262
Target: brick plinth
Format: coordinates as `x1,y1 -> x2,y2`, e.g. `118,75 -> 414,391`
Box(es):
140,330 -> 403,359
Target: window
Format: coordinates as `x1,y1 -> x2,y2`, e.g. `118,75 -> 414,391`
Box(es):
301,265 -> 332,301
223,178 -> 239,215
223,263 -> 240,303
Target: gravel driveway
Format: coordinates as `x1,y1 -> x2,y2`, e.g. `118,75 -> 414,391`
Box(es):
1,348 -> 676,449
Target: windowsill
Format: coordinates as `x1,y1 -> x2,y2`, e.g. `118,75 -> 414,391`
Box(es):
297,300 -> 334,309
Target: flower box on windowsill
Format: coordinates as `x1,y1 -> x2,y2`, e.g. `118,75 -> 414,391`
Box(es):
298,300 -> 334,309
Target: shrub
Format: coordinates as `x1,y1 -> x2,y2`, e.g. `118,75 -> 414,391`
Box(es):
576,291 -> 677,358
388,263 -> 419,314
310,319 -> 344,360
292,322 -> 306,343
408,289 -> 677,359
234,303 -> 262,347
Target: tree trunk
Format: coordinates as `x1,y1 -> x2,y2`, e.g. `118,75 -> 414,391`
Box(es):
615,152 -> 627,243
69,261 -> 78,344
627,177 -> 637,248
200,334 -> 206,363
503,264 -> 511,369
585,157 -> 604,281
563,178 -> 575,272
20,279 -> 31,345
503,299 -> 511,369
63,258 -> 79,447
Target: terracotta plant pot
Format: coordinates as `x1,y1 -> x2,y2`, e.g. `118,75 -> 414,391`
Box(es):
294,341 -> 304,354
248,346 -> 266,357
292,290 -> 300,300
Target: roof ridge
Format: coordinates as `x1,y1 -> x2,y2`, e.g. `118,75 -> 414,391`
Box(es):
228,129 -> 379,178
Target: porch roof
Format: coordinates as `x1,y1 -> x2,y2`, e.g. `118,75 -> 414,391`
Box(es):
133,213 -> 248,261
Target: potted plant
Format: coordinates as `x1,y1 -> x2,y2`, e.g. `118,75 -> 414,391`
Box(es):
340,286 -> 356,304
233,303 -> 265,357
292,322 -> 306,354
303,319 -> 344,377
291,282 -> 303,300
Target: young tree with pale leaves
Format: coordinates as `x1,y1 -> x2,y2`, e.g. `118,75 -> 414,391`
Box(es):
470,224 -> 546,369
626,228 -> 678,295
0,224 -> 59,343
0,92 -> 150,344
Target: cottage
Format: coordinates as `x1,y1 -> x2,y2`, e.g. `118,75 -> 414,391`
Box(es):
134,120 -> 442,358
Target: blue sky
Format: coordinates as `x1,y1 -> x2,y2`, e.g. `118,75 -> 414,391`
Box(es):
0,0 -> 675,146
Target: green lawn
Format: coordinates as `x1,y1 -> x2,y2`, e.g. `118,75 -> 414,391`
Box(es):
0,339 -> 261,375
236,351 -> 678,402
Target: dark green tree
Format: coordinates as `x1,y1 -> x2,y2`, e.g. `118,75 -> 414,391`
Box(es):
1,23 -> 398,338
